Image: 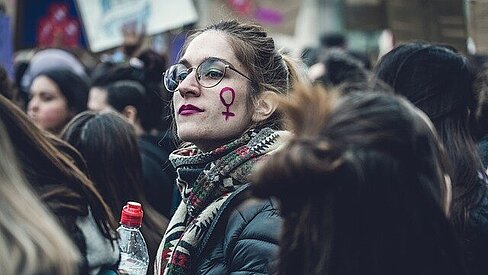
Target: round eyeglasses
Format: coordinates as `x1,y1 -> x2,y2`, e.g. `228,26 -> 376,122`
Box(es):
163,57 -> 251,92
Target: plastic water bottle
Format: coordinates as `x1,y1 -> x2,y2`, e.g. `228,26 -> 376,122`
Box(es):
117,202 -> 149,275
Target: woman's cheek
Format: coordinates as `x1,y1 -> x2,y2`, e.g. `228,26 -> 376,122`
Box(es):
38,105 -> 70,130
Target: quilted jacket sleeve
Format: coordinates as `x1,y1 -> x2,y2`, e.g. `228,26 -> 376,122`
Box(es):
223,198 -> 282,275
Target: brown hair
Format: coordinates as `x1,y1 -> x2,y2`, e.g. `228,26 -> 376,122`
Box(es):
0,95 -> 116,239
180,20 -> 303,130
374,43 -> 484,233
61,111 -> 168,273
253,85 -> 462,275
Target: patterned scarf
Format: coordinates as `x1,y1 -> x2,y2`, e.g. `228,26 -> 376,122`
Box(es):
155,128 -> 286,275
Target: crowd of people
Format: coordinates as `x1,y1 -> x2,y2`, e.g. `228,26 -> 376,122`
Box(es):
1,18 -> 488,275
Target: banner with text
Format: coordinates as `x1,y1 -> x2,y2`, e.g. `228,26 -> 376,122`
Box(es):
75,0 -> 198,52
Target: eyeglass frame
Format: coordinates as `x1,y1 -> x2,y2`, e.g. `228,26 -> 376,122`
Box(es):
163,57 -> 252,92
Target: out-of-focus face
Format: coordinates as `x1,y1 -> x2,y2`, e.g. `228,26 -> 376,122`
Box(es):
172,31 -> 254,151
88,87 -> 115,113
27,75 -> 71,134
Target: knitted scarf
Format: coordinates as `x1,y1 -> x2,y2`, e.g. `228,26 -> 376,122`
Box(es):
155,128 -> 285,275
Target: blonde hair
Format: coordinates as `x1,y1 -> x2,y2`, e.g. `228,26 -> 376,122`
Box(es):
0,119 -> 80,275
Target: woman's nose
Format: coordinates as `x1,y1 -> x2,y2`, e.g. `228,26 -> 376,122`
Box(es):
27,96 -> 39,112
177,70 -> 201,98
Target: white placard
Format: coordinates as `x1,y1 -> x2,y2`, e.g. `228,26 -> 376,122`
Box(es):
75,0 -> 198,52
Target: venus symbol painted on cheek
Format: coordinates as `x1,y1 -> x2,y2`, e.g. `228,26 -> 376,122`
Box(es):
220,87 -> 236,120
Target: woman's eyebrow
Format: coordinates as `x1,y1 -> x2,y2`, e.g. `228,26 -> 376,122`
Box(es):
178,58 -> 191,67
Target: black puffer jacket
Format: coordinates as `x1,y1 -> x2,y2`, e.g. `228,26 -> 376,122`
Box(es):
192,184 -> 282,274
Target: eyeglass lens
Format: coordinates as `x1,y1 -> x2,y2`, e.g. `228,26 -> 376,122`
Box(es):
164,58 -> 227,92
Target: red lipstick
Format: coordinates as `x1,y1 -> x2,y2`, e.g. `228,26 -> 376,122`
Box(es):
178,104 -> 203,115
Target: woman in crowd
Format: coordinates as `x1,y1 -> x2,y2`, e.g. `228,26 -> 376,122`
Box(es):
155,20 -> 300,274
61,111 -> 168,274
0,96 -> 119,274
375,43 -> 488,275
253,85 -> 466,275
87,79 -> 177,217
0,117 -> 80,275
27,69 -> 88,135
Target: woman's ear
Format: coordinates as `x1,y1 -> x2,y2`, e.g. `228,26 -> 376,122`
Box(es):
252,91 -> 279,123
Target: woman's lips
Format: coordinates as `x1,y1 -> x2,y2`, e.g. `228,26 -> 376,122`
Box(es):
178,104 -> 203,115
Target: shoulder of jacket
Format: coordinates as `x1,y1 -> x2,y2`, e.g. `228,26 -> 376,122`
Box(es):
233,197 -> 279,223
224,196 -> 281,245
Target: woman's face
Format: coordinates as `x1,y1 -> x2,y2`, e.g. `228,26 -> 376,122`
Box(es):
173,31 -> 255,151
27,75 -> 71,133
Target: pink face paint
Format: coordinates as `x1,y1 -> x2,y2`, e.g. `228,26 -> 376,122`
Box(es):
220,87 -> 236,120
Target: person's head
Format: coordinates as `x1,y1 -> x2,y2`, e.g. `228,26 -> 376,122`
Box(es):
374,42 -> 484,231
320,33 -> 347,49
136,49 -> 172,132
136,49 -> 167,84
375,43 -> 476,122
309,49 -> 369,89
61,111 -> 167,269
0,95 -> 116,236
20,48 -> 88,94
90,64 -> 146,97
163,20 -> 301,151
253,85 -> 463,275
27,69 -> 88,134
88,64 -> 168,132
92,80 -> 146,131
61,111 -> 144,214
0,118 -> 80,275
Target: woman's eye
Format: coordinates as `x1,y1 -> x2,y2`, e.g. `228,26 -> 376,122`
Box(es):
40,94 -> 54,101
205,69 -> 224,79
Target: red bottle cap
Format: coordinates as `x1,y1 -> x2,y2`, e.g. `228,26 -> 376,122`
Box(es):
120,201 -> 143,227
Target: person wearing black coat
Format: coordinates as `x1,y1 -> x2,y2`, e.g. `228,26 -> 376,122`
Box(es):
155,20 -> 300,274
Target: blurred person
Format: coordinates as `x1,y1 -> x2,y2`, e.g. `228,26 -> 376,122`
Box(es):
90,50 -> 171,133
308,49 -> 369,91
20,48 -> 88,95
135,49 -> 173,133
27,69 -> 88,135
155,20 -> 303,274
88,64 -> 144,112
320,32 -> 347,50
0,95 -> 119,274
61,111 -> 169,274
89,78 -> 176,217
253,85 -> 466,275
319,32 -> 371,70
89,62 -> 177,217
0,117 -> 80,275
375,42 -> 488,275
